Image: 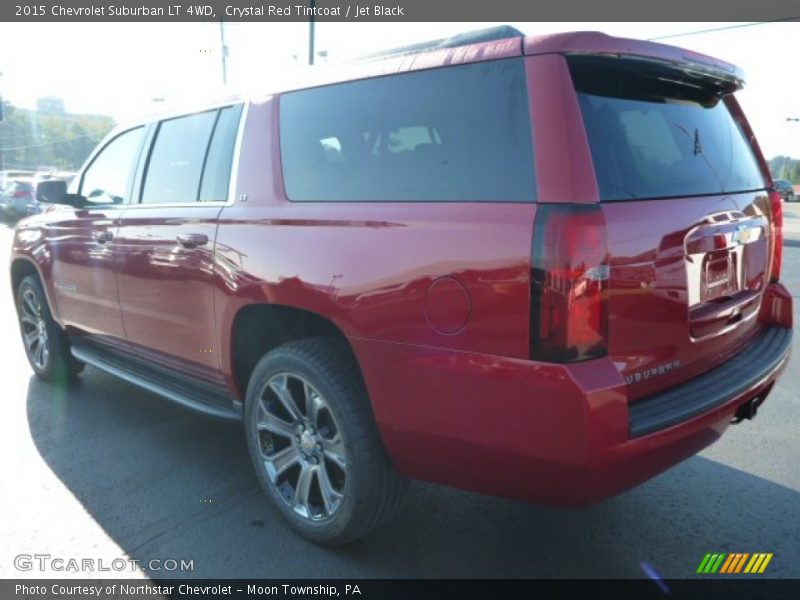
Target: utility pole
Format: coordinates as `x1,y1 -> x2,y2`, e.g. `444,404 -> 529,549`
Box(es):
0,95 -> 4,172
0,72 -> 4,172
219,21 -> 228,85
787,118 -> 800,182
308,0 -> 316,65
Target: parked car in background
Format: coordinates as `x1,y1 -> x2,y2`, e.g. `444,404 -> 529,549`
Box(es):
1,179 -> 37,219
9,28 -> 793,545
773,179 -> 796,202
2,172 -> 80,220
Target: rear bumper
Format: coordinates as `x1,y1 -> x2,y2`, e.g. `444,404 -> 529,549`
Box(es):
353,312 -> 792,507
629,325 -> 791,438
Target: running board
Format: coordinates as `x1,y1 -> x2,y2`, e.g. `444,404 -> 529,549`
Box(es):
70,341 -> 242,421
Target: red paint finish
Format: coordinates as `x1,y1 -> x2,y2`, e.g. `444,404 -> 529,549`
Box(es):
603,192 -> 773,400
351,335 -> 788,505
9,31 -> 793,509
213,200 -> 536,361
114,205 -> 223,373
526,55 -> 598,204
40,208 -> 127,339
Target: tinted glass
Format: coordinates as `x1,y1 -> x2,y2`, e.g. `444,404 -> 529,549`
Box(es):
570,57 -> 765,201
80,127 -> 144,205
199,104 -> 243,202
141,110 -> 217,204
280,58 -> 535,202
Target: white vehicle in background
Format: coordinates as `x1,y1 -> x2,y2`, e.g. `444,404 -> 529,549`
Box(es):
0,170 -> 35,190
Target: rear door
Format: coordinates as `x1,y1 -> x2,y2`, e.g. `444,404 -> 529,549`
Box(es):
568,55 -> 773,399
114,104 -> 242,380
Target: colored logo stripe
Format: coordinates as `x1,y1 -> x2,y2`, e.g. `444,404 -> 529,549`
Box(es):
697,553 -> 726,573
719,554 -> 736,573
720,553 -> 749,573
744,553 -> 773,574
697,553 -> 773,574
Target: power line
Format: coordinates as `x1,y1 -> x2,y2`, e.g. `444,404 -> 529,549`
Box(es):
647,18 -> 800,41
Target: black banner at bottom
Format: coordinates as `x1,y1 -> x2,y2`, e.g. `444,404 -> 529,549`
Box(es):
5,579 -> 800,600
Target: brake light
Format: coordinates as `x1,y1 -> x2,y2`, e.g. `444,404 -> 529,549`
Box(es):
768,190 -> 782,283
11,190 -> 30,198
530,204 -> 609,363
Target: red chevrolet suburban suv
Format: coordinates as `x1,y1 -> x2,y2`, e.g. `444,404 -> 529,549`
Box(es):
11,28 -> 793,544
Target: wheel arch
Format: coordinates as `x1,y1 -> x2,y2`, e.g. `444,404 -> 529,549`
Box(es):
229,302 -> 363,402
10,257 -> 61,323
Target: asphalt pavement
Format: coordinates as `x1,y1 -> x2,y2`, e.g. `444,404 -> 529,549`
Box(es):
1,205 -> 798,579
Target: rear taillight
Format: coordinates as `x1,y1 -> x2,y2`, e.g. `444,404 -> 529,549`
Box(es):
530,204 -> 609,363
11,190 -> 30,198
768,190 -> 783,283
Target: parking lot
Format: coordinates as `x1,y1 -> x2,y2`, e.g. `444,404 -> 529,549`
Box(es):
0,204 -> 798,580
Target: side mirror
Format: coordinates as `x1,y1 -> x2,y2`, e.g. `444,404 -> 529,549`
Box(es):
35,180 -> 67,204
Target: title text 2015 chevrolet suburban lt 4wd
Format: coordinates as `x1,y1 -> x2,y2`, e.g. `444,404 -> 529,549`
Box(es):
11,29 -> 793,544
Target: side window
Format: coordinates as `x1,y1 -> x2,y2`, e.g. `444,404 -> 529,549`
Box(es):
80,127 -> 145,205
199,104 -> 243,202
141,110 -> 217,204
279,58 -> 535,202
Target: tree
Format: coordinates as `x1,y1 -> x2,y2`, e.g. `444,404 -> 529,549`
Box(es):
768,155 -> 800,183
0,104 -> 114,171
791,162 -> 800,185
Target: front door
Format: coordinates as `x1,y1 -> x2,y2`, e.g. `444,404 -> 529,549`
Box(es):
48,125 -> 147,341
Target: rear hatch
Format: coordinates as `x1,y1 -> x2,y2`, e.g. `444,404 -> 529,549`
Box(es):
568,54 -> 775,400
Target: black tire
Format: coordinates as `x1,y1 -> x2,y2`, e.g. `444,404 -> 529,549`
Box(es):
244,337 -> 406,544
15,274 -> 84,383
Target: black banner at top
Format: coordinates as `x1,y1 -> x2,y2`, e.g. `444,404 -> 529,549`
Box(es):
2,0 -> 800,22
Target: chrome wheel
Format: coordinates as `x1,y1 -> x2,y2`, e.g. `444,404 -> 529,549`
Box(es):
20,288 -> 49,370
255,372 -> 346,521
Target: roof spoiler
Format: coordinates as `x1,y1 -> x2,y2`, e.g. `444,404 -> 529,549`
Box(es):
358,25 -> 525,61
526,31 -> 745,88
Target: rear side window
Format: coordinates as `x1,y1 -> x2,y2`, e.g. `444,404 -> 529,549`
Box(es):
199,104 -> 243,202
140,105 -> 243,204
279,58 -> 535,202
141,111 -> 217,204
570,56 -> 765,201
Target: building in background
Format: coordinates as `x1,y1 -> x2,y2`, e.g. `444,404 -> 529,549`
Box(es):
35,96 -> 66,115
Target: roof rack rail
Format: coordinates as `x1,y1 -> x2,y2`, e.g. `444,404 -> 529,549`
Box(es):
358,25 -> 526,61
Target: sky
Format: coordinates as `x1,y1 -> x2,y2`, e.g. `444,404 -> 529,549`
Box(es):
0,21 -> 798,158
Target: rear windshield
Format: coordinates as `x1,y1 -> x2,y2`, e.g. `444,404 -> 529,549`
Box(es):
279,58 -> 535,202
570,56 -> 766,202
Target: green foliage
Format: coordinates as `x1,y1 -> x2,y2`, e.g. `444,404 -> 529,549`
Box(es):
0,104 -> 114,171
768,155 -> 800,184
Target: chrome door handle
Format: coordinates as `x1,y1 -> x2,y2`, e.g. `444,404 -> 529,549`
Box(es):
176,233 -> 209,248
94,231 -> 113,243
